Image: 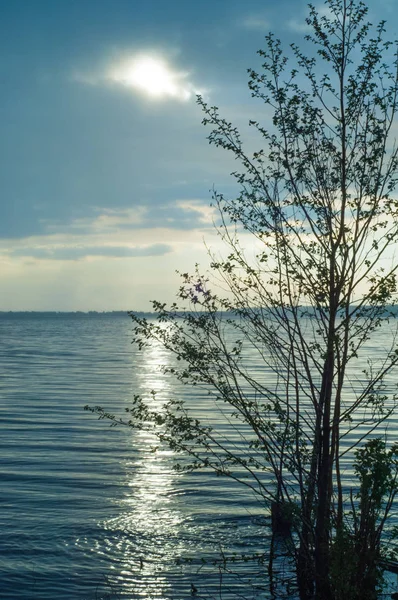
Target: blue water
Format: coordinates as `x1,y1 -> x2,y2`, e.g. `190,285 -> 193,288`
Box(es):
0,313 -> 267,600
2,312 -> 398,599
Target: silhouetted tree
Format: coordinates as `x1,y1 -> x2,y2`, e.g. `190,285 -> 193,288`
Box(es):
87,1 -> 398,598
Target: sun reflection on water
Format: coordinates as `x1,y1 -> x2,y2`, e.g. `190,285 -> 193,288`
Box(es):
101,336 -> 187,598
68,319 -> 274,598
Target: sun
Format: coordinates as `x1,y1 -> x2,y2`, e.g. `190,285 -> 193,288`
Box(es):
127,58 -> 178,97
109,55 -> 192,101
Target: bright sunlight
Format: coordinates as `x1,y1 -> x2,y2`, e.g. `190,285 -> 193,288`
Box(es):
109,55 -> 193,100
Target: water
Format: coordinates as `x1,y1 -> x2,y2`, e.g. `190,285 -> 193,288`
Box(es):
1,312 -> 398,599
0,313 -> 268,600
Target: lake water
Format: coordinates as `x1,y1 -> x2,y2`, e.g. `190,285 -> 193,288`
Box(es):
1,312 -> 398,600
1,312 -> 270,600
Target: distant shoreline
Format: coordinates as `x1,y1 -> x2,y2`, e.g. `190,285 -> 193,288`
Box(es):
2,306 -> 398,317
0,310 -> 139,316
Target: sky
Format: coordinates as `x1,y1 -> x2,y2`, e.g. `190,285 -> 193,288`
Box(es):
0,0 -> 397,311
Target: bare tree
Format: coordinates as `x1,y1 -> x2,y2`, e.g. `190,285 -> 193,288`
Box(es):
87,1 -> 398,598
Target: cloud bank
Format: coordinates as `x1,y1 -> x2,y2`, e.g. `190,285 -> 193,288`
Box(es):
10,243 -> 172,261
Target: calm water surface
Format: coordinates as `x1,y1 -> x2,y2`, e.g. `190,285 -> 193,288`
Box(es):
1,313 -> 268,600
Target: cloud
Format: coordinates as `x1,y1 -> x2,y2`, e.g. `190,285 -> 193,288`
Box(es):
71,51 -> 203,102
0,219 -> 224,310
287,4 -> 334,33
57,201 -> 216,234
10,243 -> 172,261
242,14 -> 270,31
286,18 -> 311,33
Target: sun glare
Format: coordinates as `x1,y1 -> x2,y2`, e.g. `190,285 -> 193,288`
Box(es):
109,56 -> 193,101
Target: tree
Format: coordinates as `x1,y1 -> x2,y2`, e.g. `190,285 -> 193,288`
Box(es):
87,1 -> 398,598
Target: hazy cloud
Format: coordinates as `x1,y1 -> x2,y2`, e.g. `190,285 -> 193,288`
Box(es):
242,14 -> 270,31
11,243 -> 173,261
286,18 -> 311,33
287,4 -> 334,33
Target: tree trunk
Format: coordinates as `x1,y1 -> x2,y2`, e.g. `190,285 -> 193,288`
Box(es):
314,349 -> 334,600
297,541 -> 315,600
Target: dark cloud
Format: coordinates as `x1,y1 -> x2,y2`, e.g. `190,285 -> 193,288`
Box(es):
0,78 -> 229,239
0,0 -> 260,241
